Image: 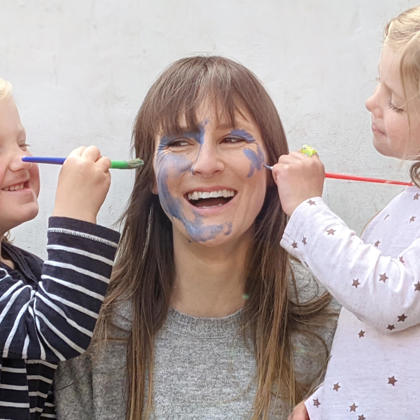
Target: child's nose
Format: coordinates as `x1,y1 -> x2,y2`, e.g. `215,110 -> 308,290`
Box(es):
9,149 -> 32,171
365,85 -> 382,117
190,143 -> 224,176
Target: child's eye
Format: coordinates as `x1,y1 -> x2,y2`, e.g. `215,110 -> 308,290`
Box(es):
388,101 -> 405,113
19,142 -> 30,151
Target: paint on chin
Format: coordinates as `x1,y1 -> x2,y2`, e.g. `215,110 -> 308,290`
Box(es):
155,148 -> 231,243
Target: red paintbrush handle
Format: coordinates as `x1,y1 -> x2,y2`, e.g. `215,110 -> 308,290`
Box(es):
325,172 -> 413,186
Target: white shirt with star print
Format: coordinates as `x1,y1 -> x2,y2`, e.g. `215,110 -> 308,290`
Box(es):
281,186 -> 420,420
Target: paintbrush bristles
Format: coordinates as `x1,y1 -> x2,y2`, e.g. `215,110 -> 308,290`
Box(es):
126,158 -> 144,168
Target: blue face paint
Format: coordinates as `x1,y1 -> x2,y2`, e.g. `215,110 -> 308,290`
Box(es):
155,131 -> 231,243
229,129 -> 256,143
229,129 -> 265,177
244,145 -> 265,177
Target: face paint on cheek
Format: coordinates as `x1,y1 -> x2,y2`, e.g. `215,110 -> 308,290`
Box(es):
244,145 -> 265,177
155,153 -> 191,218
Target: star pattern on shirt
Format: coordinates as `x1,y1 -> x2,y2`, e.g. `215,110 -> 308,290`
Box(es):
292,241 -> 298,249
358,415 -> 366,420
308,199 -> 316,206
332,382 -> 341,391
358,330 -> 365,338
414,281 -> 420,291
410,216 -> 416,223
379,273 -> 388,282
387,324 -> 395,331
326,228 -> 335,235
352,279 -> 360,288
374,240 -> 380,247
398,313 -> 407,322
388,376 -> 397,386
313,398 -> 321,407
414,193 -> 419,200
349,403 -> 358,412
302,237 -> 307,245
384,214 -> 390,220
399,256 -> 405,264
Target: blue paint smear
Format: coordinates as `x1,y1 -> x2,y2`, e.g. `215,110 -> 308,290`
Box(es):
244,144 -> 265,177
155,135 -> 230,243
230,129 -> 256,143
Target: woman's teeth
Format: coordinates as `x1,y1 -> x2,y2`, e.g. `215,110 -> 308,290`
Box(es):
187,189 -> 235,201
187,189 -> 236,208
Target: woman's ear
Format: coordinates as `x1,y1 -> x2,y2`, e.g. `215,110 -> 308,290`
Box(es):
152,182 -> 158,194
151,175 -> 158,194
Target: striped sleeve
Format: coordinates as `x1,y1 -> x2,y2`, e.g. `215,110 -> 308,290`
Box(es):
0,216 -> 120,362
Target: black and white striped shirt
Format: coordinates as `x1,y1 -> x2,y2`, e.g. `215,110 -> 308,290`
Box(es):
0,217 -> 120,419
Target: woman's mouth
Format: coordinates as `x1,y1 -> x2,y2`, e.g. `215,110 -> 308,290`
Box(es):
186,189 -> 236,208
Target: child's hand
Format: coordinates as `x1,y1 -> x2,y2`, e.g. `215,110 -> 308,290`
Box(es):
288,401 -> 310,420
272,151 -> 324,216
52,146 -> 111,223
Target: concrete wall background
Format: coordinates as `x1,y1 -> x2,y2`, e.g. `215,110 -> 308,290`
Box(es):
1,0 -> 418,257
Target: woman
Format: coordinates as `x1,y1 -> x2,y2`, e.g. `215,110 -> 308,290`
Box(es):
54,56 -> 336,420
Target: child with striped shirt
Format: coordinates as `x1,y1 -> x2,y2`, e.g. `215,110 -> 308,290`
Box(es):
0,78 -> 120,419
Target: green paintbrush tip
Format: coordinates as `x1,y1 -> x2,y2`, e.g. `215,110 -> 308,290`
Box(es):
110,158 -> 144,169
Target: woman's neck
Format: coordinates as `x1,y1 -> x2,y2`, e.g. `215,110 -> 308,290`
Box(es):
171,234 -> 250,318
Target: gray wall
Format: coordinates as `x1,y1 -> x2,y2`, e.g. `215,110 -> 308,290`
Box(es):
1,0 -> 418,257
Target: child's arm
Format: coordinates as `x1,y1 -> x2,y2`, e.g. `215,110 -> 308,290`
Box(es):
288,401 -> 310,420
274,152 -> 420,333
0,146 -> 120,360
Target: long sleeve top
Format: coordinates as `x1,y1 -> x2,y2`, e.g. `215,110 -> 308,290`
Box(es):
281,186 -> 420,419
0,216 -> 120,420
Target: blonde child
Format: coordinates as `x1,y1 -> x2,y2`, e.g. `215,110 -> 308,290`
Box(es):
0,79 -> 120,419
275,6 -> 420,420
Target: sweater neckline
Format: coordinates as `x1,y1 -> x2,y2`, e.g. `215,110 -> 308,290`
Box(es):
165,307 -> 243,338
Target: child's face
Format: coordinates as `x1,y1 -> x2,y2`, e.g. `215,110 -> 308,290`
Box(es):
153,101 -> 268,247
0,96 -> 40,236
365,44 -> 420,160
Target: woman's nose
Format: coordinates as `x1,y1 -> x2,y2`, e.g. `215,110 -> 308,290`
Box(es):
190,143 -> 224,176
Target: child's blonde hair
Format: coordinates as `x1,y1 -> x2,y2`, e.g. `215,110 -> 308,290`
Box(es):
0,78 -> 12,100
384,6 -> 420,185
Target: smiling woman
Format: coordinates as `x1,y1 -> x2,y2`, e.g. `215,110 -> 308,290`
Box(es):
54,56 -> 337,420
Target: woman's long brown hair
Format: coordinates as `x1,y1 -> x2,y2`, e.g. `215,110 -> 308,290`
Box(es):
94,56 -> 331,419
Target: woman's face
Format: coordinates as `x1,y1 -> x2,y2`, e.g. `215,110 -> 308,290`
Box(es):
153,101 -> 268,247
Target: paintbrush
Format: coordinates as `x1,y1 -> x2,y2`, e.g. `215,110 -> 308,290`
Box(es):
22,156 -> 144,169
263,164 -> 413,187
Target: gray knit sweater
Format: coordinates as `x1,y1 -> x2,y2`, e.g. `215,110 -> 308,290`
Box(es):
54,274 -> 337,419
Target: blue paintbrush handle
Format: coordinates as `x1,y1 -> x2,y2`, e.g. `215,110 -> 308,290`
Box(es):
22,156 -> 144,169
22,157 -> 65,165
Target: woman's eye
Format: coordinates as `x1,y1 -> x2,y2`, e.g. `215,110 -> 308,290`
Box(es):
223,136 -> 245,144
167,138 -> 191,148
